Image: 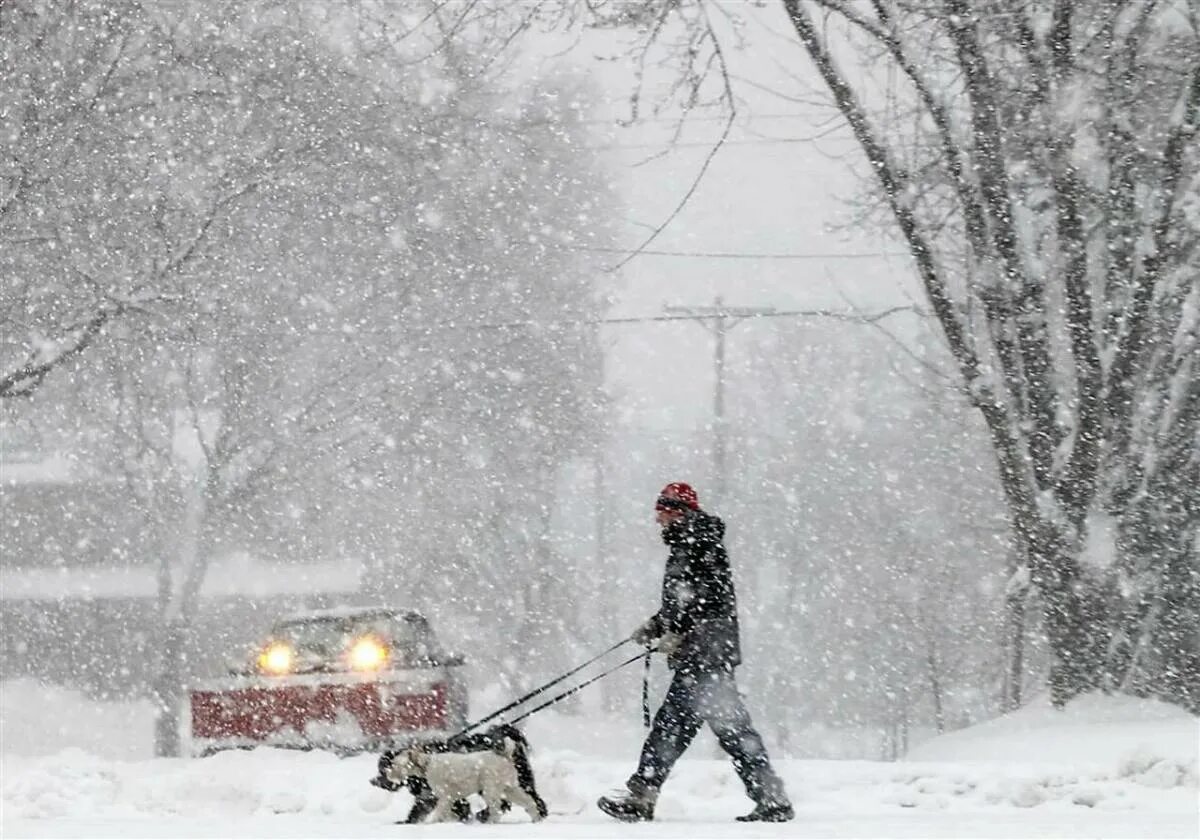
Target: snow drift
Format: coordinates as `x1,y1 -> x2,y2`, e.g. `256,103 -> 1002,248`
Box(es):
2,681 -> 1197,837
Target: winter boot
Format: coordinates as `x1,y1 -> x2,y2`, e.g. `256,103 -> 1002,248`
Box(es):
736,800 -> 794,822
597,783 -> 657,822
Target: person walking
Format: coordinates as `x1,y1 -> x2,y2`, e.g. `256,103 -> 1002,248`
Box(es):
597,482 -> 793,823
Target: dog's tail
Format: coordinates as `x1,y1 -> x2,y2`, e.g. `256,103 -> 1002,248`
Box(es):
498,726 -> 548,819
496,723 -> 531,757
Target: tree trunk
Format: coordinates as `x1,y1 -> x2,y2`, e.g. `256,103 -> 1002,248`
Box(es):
927,650 -> 946,735
1113,504 -> 1200,711
153,474 -> 210,757
1024,522 -> 1107,707
153,619 -> 188,757
1003,591 -> 1026,712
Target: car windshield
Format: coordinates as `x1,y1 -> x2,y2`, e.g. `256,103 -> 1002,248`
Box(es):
273,614 -> 421,662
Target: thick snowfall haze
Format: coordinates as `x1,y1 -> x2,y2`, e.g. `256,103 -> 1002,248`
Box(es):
1,1 -> 1197,836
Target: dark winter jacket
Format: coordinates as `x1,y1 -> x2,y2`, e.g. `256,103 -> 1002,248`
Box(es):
646,508 -> 741,672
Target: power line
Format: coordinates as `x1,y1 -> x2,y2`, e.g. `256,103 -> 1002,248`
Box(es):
576,112 -> 831,126
574,246 -> 907,260
585,136 -> 848,151
264,307 -> 919,332
104,305 -> 922,341
361,306 -> 920,331
595,305 -> 920,327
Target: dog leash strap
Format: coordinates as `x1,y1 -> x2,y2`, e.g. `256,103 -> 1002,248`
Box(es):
504,649 -> 653,729
446,637 -> 634,743
641,647 -> 652,728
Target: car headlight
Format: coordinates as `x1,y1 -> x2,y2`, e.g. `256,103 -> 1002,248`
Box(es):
348,636 -> 389,671
257,641 -> 295,675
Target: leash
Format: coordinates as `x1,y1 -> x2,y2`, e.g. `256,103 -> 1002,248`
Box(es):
504,648 -> 653,729
641,645 -> 652,728
445,637 -> 634,744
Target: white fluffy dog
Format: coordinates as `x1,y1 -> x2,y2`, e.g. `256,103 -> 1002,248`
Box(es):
386,739 -> 545,823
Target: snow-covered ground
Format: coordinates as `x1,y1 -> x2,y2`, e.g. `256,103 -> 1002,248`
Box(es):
2,680 -> 1197,838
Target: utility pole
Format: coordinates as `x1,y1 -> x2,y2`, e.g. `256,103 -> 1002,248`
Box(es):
663,298 -> 777,508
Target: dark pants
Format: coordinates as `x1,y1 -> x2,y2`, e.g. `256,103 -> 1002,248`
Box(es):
629,667 -> 789,806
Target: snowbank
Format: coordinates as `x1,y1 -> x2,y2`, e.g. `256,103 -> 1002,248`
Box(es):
906,691 -> 1199,769
3,682 -> 1197,837
4,743 -> 1197,837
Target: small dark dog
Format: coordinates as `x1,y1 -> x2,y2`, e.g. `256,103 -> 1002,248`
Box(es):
370,724 -> 548,824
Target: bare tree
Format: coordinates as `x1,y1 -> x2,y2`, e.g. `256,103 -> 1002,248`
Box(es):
784,0 -> 1199,709
1,1 -> 280,398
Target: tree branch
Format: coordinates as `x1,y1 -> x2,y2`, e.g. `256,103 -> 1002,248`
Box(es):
0,305 -> 116,399
1043,2 -> 1103,525
1106,60 -> 1200,462
944,0 -> 1061,494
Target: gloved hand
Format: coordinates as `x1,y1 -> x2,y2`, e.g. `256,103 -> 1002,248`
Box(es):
631,617 -> 661,646
656,631 -> 683,656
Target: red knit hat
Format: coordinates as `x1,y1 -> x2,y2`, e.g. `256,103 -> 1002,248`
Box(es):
656,482 -> 699,511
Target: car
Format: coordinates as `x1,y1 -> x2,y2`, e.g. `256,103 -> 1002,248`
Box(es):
187,605 -> 468,757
